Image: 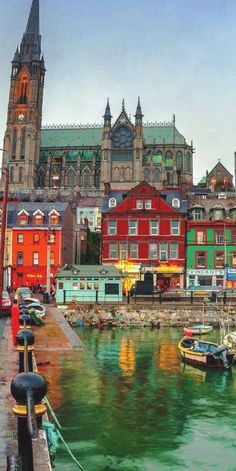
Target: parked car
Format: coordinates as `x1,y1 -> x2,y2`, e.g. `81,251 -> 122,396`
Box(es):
1,290 -> 12,314
14,287 -> 32,301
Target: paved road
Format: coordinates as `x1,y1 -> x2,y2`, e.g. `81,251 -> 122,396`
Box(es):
0,317 -> 7,340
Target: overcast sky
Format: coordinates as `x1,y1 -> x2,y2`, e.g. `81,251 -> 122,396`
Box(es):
0,0 -> 236,183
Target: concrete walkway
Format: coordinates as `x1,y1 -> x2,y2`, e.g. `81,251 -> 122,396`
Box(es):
0,319 -> 18,470
0,306 -> 84,469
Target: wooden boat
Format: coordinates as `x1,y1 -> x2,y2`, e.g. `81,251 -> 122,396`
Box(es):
178,336 -> 235,369
183,325 -> 213,335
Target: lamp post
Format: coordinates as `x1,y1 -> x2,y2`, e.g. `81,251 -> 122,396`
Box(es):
0,149 -> 9,316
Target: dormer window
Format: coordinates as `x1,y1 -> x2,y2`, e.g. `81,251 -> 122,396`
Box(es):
33,210 -> 44,225
109,198 -> 117,208
18,209 -> 29,225
172,198 -> 180,209
210,206 -> 225,221
49,209 -> 60,225
192,207 -> 204,221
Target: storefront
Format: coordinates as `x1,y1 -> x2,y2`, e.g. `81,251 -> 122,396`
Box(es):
115,262 -> 141,295
155,265 -> 184,290
187,269 -> 224,289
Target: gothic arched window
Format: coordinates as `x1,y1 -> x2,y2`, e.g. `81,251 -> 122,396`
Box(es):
153,166 -> 161,182
12,128 -> 17,159
20,127 -> 26,159
143,167 -> 150,182
82,168 -> 91,188
176,151 -> 182,171
10,167 -> 14,183
67,169 -> 76,187
38,170 -> 45,188
186,152 -> 191,173
165,150 -> 173,159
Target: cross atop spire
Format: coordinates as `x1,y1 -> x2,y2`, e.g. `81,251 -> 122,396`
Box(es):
19,0 -> 41,62
122,98 -> 125,111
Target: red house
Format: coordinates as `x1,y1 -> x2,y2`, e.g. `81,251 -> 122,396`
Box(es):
102,182 -> 186,292
8,202 -> 75,289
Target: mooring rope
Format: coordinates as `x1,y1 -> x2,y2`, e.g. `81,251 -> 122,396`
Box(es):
44,396 -> 86,471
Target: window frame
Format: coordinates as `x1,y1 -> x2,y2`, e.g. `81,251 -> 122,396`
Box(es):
196,251 -> 207,268
150,219 -> 158,235
171,220 -> 180,236
214,251 -> 225,268
17,251 -> 23,266
17,233 -> 24,244
149,242 -> 158,259
108,220 -> 117,235
130,242 -> 138,259
129,220 -> 137,235
169,242 -> 178,259
32,252 -> 39,266
159,242 -> 168,261
109,242 -> 118,259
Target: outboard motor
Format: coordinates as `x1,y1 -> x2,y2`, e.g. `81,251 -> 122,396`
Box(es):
212,345 -> 230,369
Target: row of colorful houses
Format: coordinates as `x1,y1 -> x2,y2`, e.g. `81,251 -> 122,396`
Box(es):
2,179 -> 236,295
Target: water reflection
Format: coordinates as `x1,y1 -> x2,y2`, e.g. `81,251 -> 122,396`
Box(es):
39,327 -> 236,471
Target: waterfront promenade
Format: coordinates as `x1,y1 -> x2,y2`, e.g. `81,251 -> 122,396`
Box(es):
0,308 -> 84,470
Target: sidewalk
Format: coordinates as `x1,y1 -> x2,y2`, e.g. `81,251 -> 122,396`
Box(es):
0,320 -> 18,470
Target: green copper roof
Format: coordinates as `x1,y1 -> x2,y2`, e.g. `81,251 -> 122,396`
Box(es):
41,127 -> 103,147
198,175 -> 207,187
40,124 -> 187,149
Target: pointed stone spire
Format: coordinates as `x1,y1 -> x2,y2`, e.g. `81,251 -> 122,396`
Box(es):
103,98 -> 112,126
135,97 -> 143,125
19,0 -> 41,62
13,47 -> 20,62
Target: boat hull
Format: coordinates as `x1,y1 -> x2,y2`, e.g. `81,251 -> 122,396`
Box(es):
178,337 -> 234,369
183,325 -> 213,335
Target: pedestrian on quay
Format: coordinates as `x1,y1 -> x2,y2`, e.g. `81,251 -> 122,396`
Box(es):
11,299 -> 20,346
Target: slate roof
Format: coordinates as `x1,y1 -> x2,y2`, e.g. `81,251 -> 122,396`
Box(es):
101,192 -> 127,213
56,264 -> 122,278
5,202 -> 69,227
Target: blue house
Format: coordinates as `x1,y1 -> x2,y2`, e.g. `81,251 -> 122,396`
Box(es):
55,264 -> 122,303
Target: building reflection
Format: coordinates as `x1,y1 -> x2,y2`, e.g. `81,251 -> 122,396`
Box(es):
119,338 -> 136,377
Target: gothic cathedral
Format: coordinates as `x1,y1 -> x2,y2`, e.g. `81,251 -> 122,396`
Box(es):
2,0 -> 193,197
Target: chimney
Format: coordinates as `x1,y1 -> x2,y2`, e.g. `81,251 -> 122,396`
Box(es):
104,183 -> 111,195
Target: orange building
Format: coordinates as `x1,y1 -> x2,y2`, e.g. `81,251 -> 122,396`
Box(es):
6,202 -> 75,289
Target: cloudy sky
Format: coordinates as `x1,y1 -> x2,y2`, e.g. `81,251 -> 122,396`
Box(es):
0,0 -> 236,182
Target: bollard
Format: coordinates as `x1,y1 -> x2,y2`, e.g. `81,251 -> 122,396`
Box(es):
16,330 -> 35,373
19,313 -> 31,330
223,291 -> 227,305
127,291 -> 130,304
190,291 -> 193,304
11,372 -> 47,471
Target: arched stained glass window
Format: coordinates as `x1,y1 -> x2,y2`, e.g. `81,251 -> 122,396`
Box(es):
12,128 -> 17,159
67,169 -> 76,187
38,170 -> 45,187
82,168 -> 91,188
153,166 -> 161,182
176,151 -> 182,171
143,167 -> 150,182
20,128 -> 26,159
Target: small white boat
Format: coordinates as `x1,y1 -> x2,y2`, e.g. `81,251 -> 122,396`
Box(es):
183,325 -> 213,335
223,332 -> 236,349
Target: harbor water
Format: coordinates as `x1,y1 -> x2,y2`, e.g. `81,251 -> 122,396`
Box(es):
42,327 -> 236,471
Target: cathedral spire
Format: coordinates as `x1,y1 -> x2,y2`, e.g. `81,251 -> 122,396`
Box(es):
19,0 -> 41,61
103,98 -> 112,126
135,97 -> 143,125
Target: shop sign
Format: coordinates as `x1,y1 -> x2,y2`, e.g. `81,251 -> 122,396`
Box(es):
157,265 -> 183,273
187,269 -> 224,276
227,268 -> 236,281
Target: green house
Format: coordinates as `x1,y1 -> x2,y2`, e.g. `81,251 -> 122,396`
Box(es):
186,220 -> 236,290
55,265 -> 122,303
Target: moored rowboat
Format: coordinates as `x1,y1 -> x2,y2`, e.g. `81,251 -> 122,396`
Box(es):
178,336 -> 235,369
183,325 -> 213,335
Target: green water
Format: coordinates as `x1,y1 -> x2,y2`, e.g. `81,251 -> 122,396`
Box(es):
43,327 -> 236,471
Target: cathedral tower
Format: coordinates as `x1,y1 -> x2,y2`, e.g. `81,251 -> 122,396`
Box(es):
2,0 -> 45,190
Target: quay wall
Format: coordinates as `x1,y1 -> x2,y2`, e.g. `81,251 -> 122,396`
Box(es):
58,302 -> 236,327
